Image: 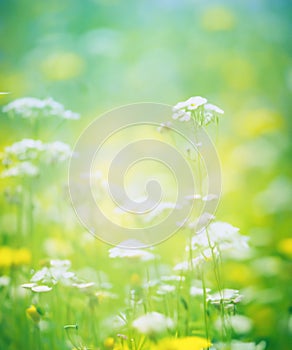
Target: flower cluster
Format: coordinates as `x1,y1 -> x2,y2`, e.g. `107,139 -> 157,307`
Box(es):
1,138 -> 72,178
189,221 -> 249,253
172,96 -> 224,126
132,312 -> 174,336
2,97 -> 80,120
21,259 -> 76,292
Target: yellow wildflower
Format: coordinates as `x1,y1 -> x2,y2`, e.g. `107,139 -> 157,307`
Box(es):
277,238 -> 292,258
151,337 -> 211,350
104,337 -> 115,349
13,248 -> 31,265
0,247 -> 13,268
0,246 -> 31,268
26,305 -> 41,324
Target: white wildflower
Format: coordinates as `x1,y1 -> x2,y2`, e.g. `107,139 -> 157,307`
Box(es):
173,260 -> 191,272
172,96 -> 223,126
43,141 -> 72,163
207,288 -> 243,305
173,96 -> 207,112
109,247 -> 155,261
21,283 -> 37,289
160,275 -> 185,282
132,312 -> 174,336
72,282 -> 95,289
4,139 -> 44,161
190,221 -> 249,252
204,103 -> 224,115
212,340 -> 266,350
31,285 -> 52,293
0,276 -> 10,287
215,315 -> 253,335
230,315 -> 253,334
172,254 -> 214,271
2,97 -> 79,120
186,96 -> 208,110
190,286 -> 211,296
172,109 -> 191,122
156,284 -> 176,295
28,259 -> 75,289
1,162 -> 39,178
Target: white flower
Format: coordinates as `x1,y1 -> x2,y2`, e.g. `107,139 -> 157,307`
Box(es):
2,97 -> 79,120
172,109 -> 191,122
157,284 -> 176,295
29,259 -> 75,289
173,248 -> 219,272
212,340 -> 266,350
160,275 -> 185,282
1,139 -> 72,178
173,96 -> 207,112
215,315 -> 253,335
132,312 -> 174,335
190,221 -> 249,252
172,96 -> 223,126
1,162 -> 39,178
185,96 -> 208,110
21,283 -> 37,289
204,103 -> 224,115
190,286 -> 211,296
0,276 -> 10,287
109,247 -> 155,261
31,285 -> 52,293
4,139 -> 44,161
43,141 -> 72,163
72,282 -> 95,289
207,289 -> 243,305
230,315 -> 253,334
173,260 -> 191,272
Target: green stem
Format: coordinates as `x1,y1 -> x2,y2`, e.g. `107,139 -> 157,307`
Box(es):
201,266 -> 210,344
205,229 -> 227,341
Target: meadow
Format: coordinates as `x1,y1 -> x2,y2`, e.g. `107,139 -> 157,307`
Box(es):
0,1 -> 292,349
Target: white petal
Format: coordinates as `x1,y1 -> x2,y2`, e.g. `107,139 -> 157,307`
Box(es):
32,285 -> 52,293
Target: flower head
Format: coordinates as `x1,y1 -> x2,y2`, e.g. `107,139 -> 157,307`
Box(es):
2,97 -> 79,120
207,288 -> 243,305
3,139 -> 44,161
172,96 -> 224,126
109,247 -> 155,262
173,96 -> 207,112
26,305 -> 42,323
42,141 -> 72,163
190,221 -> 249,252
151,336 -> 211,350
132,312 -> 174,336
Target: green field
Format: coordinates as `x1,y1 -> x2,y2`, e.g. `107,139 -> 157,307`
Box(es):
0,1 -> 292,349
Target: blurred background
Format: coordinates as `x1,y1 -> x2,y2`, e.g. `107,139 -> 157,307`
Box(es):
0,0 -> 292,349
